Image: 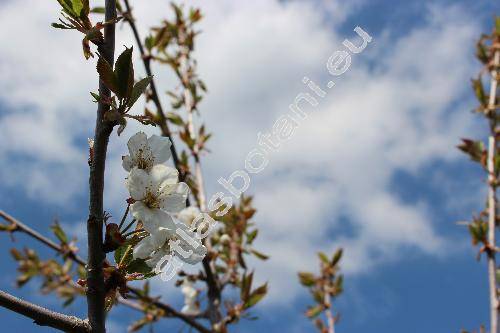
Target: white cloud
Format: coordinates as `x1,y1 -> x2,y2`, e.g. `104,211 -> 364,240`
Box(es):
0,0 -> 482,306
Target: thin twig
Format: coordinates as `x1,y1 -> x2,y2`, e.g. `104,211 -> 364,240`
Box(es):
0,289 -> 90,332
0,210 -> 86,266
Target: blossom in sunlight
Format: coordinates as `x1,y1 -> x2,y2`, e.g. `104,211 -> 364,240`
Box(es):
126,164 -> 189,245
180,279 -> 200,315
177,206 -> 201,227
122,132 -> 172,171
132,219 -> 207,267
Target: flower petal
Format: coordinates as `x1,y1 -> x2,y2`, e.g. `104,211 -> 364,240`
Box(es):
126,167 -> 149,200
145,247 -> 169,268
127,132 -> 148,159
151,164 -> 178,186
122,155 -> 134,172
177,207 -> 201,226
133,236 -> 156,260
148,135 -> 172,164
158,182 -> 189,213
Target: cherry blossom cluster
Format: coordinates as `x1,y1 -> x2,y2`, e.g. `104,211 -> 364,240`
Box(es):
122,132 -> 207,270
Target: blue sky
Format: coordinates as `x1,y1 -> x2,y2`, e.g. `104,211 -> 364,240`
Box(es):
0,0 -> 499,332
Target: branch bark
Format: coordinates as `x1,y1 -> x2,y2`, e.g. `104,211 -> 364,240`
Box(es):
87,1 -> 117,332
0,289 -> 90,332
487,48 -> 500,333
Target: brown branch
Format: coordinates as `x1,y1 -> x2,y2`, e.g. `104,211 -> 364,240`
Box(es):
0,210 -> 212,333
87,1 -> 117,332
127,288 -> 211,333
0,289 -> 90,332
0,210 -> 86,266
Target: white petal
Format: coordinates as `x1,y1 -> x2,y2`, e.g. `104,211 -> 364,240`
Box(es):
122,155 -> 133,172
148,135 -> 172,164
126,168 -> 149,200
171,222 -> 207,265
178,207 -> 201,226
127,132 -> 148,158
132,205 -> 175,242
145,247 -> 169,268
133,236 -> 156,260
180,243 -> 207,265
158,183 -> 189,213
151,164 -> 178,186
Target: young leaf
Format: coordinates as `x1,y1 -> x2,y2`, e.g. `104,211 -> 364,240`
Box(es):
306,304 -> 324,318
250,249 -> 269,260
96,57 -> 119,95
245,283 -> 267,308
298,272 -> 316,287
127,259 -> 152,275
128,76 -> 152,108
50,222 -> 68,244
114,245 -> 132,267
331,248 -> 343,266
114,47 -> 134,99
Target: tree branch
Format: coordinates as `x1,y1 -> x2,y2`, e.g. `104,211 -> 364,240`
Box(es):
487,48 -> 500,333
127,289 -> 211,333
0,289 -> 90,333
0,210 -> 212,333
87,1 -> 117,332
0,210 -> 86,266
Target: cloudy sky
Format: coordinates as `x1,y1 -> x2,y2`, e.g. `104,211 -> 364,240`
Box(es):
0,0 -> 498,332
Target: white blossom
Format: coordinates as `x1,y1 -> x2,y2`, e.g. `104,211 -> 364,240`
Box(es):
132,219 -> 207,267
126,164 -> 189,245
180,279 -> 199,315
122,132 -> 172,171
177,206 -> 201,227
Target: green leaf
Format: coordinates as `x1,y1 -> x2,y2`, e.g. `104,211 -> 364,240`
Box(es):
472,78 -> 487,107
51,23 -> 72,29
250,249 -> 269,260
127,259 -> 153,275
240,271 -> 254,301
145,35 -> 155,51
114,245 -> 132,266
90,6 -> 105,14
50,222 -> 68,244
10,248 -> 23,261
166,112 -> 184,126
114,47 -> 134,99
245,283 -> 267,308
90,91 -> 101,102
305,304 -> 324,318
128,76 -> 152,108
70,0 -> 84,17
298,272 -> 316,287
246,229 -> 258,244
318,252 -> 329,265
96,57 -> 119,95
57,0 -> 77,18
331,248 -> 343,266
